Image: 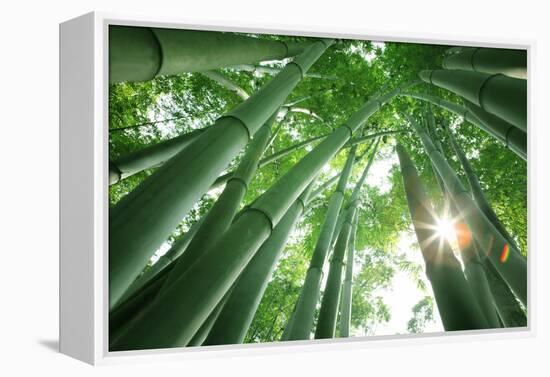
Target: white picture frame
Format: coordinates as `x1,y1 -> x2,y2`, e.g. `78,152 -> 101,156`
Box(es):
59,11 -> 534,365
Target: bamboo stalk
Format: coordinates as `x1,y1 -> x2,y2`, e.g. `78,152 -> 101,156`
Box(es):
464,102 -> 526,160
426,112 -> 500,328
444,123 -> 522,252
339,211 -> 358,337
109,41 -> 333,309
407,115 -> 527,306
228,63 -> 336,79
210,130 -> 403,191
112,216 -> 205,310
203,181 -> 317,345
315,139 -> 380,339
201,70 -> 250,100
396,144 -> 489,330
483,261 -> 527,327
159,115 -> 276,293
110,26 -> 313,83
285,145 -> 362,341
443,47 -> 527,79
109,127 -> 206,185
418,69 -> 526,132
402,92 -> 526,160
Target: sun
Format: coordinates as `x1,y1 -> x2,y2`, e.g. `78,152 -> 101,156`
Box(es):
435,217 -> 456,241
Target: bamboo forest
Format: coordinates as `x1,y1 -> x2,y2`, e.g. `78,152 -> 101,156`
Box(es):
107,26 -> 527,351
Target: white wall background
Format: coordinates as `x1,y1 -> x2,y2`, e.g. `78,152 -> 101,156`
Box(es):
0,0 -> 547,375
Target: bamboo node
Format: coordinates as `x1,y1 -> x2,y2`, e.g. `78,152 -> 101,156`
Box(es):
342,124 -> 354,139
470,47 -> 481,71
504,125 -> 515,148
297,197 -> 307,211
287,61 -> 305,80
247,207 -> 275,234
282,41 -> 290,58
149,28 -> 168,79
218,114 -> 252,141
477,73 -> 502,109
227,176 -> 248,191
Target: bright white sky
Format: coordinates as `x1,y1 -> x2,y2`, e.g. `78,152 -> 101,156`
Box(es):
338,146 -> 443,336
369,230 -> 443,336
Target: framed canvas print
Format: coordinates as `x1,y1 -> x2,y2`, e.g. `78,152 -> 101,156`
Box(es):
59,11 -> 531,365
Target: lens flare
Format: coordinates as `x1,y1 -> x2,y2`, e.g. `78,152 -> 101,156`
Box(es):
435,218 -> 455,241
453,222 -> 472,249
500,243 -> 510,263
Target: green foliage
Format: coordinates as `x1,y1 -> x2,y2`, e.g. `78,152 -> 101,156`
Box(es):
407,296 -> 435,333
349,248 -> 394,335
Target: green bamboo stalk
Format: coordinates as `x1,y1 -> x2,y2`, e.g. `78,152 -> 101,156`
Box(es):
109,115 -> 317,188
201,70 -> 251,100
280,312 -> 295,341
203,181 -> 317,345
159,116 -> 276,293
110,203 -> 255,339
315,139 -> 380,339
330,208 -> 347,250
192,174 -> 338,346
210,129 -> 402,192
197,173 -> 336,346
310,174 -> 341,199
426,112 -> 500,328
109,127 -> 206,185
109,41 -> 332,308
285,146 -> 360,341
483,261 -> 527,327
460,238 -> 502,328
200,71 -> 324,120
422,114 -> 523,327
464,102 -> 526,160
443,47 -> 527,79
419,69 -> 526,131
110,116 -> 186,133
186,292 -> 233,347
438,122 -> 525,326
402,92 -> 526,160
109,263 -> 173,339
407,115 -> 527,306
396,144 -> 489,330
110,83 -> 411,350
284,95 -> 314,107
339,211 -> 358,337
208,134 -> 330,191
228,63 -> 336,79
444,123 -> 522,252
112,215 -> 205,311
110,26 -> 312,83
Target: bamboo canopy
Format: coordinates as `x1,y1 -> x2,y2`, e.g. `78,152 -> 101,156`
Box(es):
106,34 -> 528,351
